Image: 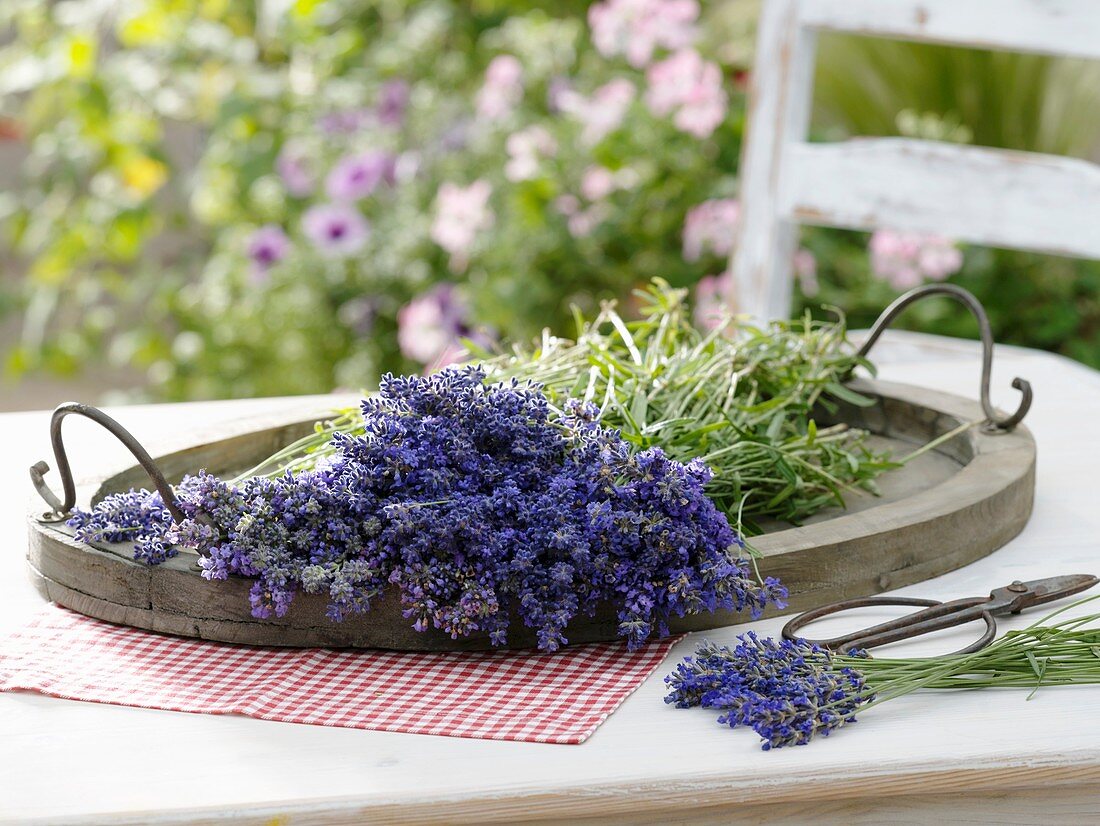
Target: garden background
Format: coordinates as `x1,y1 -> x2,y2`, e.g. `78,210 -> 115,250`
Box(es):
2,0 -> 1100,411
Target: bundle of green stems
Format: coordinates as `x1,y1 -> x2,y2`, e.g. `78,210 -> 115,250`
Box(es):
237,281 -> 902,532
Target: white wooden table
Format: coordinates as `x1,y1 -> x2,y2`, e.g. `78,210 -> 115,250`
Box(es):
3,332 -> 1100,824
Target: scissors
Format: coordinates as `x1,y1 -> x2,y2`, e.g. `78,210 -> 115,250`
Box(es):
781,574 -> 1099,656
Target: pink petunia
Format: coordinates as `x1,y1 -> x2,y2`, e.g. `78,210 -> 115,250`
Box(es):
683,198 -> 740,261
558,78 -> 636,146
246,224 -> 291,282
588,0 -> 700,68
793,248 -> 819,297
301,203 -> 371,258
325,151 -> 395,201
397,284 -> 493,369
276,141 -> 316,197
504,126 -> 558,182
431,180 -> 494,270
869,230 -> 963,290
476,55 -> 525,121
645,49 -> 728,139
693,271 -> 734,332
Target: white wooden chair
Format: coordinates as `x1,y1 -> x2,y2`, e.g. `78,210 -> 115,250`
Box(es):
732,0 -> 1100,320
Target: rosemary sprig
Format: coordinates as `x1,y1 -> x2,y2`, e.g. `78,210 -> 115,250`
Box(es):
237,280 -> 898,531
477,279 -> 896,530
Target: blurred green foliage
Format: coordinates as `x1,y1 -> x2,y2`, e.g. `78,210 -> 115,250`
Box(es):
1,1 -> 1099,402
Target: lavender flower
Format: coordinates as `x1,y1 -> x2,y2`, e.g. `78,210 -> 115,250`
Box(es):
325,152 -> 395,201
301,203 -> 371,257
665,634 -> 872,749
68,487 -> 177,564
69,368 -> 786,652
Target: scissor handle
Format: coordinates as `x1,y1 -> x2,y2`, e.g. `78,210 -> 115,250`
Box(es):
782,595 -> 996,656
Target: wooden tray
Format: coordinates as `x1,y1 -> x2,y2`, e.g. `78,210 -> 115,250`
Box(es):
26,377 -> 1035,650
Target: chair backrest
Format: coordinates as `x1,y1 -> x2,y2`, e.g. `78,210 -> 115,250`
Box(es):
732,0 -> 1100,319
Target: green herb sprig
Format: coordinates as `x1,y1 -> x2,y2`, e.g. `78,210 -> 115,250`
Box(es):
238,280 -> 897,531
475,280 -> 895,530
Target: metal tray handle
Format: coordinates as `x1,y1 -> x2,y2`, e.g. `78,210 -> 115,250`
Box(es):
30,402 -> 186,524
855,283 -> 1032,432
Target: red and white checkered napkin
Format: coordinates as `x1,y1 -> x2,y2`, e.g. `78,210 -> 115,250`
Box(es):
0,605 -> 679,744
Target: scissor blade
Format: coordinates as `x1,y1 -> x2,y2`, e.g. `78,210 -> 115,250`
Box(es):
988,573 -> 1099,614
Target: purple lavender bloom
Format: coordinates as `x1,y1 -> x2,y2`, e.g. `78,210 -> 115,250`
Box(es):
665,634 -> 871,750
246,224 -> 291,280
69,369 -> 785,650
301,203 -> 371,257
276,141 -> 316,197
325,151 -> 395,201
376,79 -> 410,127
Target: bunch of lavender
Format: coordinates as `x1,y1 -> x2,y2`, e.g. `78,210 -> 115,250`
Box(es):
69,367 -> 786,650
667,597 -> 1100,749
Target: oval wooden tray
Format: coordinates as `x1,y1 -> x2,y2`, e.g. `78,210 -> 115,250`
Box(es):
26,377 -> 1035,650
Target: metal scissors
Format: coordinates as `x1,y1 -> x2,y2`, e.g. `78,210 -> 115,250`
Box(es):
781,574 -> 1099,656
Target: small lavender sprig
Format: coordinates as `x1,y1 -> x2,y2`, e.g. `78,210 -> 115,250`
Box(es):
665,633 -> 872,749
667,595 -> 1100,750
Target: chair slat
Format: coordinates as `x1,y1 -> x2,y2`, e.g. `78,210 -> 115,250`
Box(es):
800,0 -> 1100,60
781,139 -> 1100,260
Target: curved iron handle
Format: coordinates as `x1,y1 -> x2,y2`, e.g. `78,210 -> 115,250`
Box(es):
29,402 -> 185,524
856,284 -> 1032,432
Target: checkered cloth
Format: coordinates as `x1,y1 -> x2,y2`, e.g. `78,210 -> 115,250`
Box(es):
0,605 -> 679,744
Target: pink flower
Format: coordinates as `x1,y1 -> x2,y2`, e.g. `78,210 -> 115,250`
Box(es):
397,284 -> 492,369
567,204 -> 610,238
476,55 -> 524,121
645,49 -> 728,138
431,180 -> 494,269
694,271 -> 734,332
301,204 -> 371,258
588,0 -> 700,68
683,198 -> 739,261
324,151 -> 395,201
793,248 -> 819,297
276,141 -> 316,197
398,285 -> 467,365
581,166 -> 617,201
869,230 -> 963,290
504,126 -> 558,182
559,78 -> 636,146
554,194 -> 581,216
